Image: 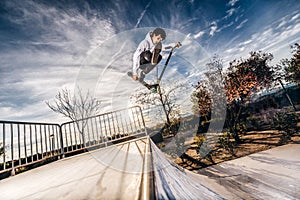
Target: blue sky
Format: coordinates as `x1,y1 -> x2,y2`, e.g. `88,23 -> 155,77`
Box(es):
0,0 -> 299,123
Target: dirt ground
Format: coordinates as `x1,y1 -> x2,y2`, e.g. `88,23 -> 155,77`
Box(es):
174,130 -> 300,171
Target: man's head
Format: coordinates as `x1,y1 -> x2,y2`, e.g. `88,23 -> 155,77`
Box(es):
151,28 -> 166,44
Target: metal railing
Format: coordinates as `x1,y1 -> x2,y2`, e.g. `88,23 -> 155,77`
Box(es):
0,106 -> 147,176
0,121 -> 61,175
60,106 -> 147,154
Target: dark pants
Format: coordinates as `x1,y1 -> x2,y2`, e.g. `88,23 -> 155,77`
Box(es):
139,50 -> 162,74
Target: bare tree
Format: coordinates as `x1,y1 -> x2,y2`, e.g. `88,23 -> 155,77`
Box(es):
130,82 -> 185,136
46,87 -> 101,146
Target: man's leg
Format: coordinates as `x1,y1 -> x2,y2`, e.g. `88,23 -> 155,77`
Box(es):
138,48 -> 162,81
138,68 -> 146,82
144,42 -> 162,74
140,51 -> 152,66
143,54 -> 162,74
152,42 -> 162,65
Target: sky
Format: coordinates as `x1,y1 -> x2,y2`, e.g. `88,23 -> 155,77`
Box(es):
0,0 -> 299,124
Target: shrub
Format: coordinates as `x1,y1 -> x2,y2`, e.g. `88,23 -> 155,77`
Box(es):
272,111 -> 298,144
218,132 -> 235,155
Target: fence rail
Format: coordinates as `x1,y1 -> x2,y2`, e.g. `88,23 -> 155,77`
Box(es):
60,106 -> 147,154
0,121 -> 61,175
0,106 -> 147,176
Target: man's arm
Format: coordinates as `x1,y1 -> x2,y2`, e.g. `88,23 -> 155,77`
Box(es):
162,42 -> 182,51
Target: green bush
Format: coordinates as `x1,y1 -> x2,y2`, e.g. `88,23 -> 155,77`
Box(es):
272,111 -> 298,144
194,135 -> 205,149
218,132 -> 235,155
236,122 -> 247,135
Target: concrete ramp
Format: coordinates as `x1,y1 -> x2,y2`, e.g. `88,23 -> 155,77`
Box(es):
1,136 -> 299,199
0,137 -> 151,200
0,136 -> 222,199
150,140 -> 223,199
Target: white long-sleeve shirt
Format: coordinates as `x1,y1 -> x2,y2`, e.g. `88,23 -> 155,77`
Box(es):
132,31 -> 174,75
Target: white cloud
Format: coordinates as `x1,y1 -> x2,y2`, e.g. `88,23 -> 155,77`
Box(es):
4,1 -> 115,57
238,46 -> 245,52
226,8 -> 236,18
240,39 -> 252,46
261,27 -> 273,37
254,20 -> 300,56
290,13 -> 300,22
224,48 -> 235,54
221,12 -> 300,67
0,1 -> 116,123
209,21 -> 218,36
235,19 -> 248,30
277,19 -> 288,29
227,0 -> 239,7
194,31 -> 205,39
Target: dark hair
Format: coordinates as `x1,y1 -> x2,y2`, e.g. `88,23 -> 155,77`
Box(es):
152,28 -> 166,40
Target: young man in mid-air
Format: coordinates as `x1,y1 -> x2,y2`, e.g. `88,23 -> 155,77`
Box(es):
128,28 -> 181,89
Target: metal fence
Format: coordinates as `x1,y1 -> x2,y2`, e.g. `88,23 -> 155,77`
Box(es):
60,106 -> 147,154
0,121 -> 61,175
0,106 -> 147,176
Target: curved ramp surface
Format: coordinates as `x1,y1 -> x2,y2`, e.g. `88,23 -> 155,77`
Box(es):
0,137 -> 151,200
1,136 -> 299,199
150,140 -> 223,199
0,136 -> 222,200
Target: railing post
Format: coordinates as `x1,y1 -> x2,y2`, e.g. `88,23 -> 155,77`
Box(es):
10,124 -> 15,176
59,125 -> 65,158
138,106 -> 148,136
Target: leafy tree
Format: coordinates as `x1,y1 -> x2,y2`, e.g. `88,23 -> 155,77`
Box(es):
225,51 -> 274,103
191,82 -> 211,120
224,51 -> 275,143
272,111 -> 298,144
191,55 -> 226,137
46,87 -> 101,146
191,55 -> 224,120
276,43 -> 300,111
191,55 -> 228,161
280,43 -> 300,83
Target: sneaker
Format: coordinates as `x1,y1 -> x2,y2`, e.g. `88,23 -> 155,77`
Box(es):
151,88 -> 158,93
127,71 -> 133,77
149,84 -> 159,93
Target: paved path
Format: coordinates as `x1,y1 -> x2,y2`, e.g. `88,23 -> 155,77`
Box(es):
197,143 -> 300,199
0,136 -> 299,200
